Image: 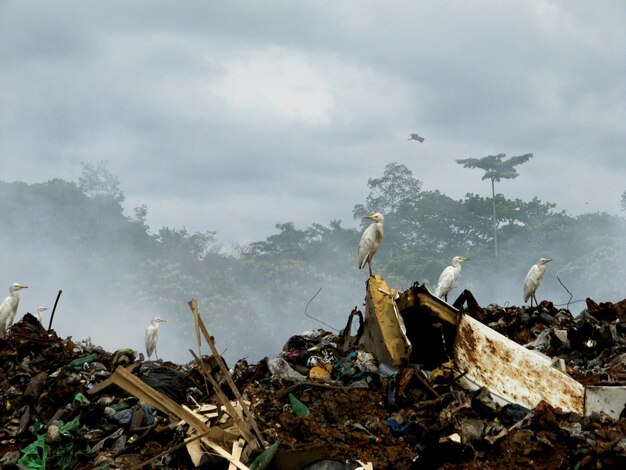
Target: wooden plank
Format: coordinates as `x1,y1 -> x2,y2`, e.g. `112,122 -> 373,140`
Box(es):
109,366 -> 250,470
188,348 -> 255,446
86,362 -> 140,395
188,300 -> 267,448
228,438 -> 246,470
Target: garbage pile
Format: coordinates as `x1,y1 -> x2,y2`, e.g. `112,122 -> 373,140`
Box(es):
0,281 -> 625,469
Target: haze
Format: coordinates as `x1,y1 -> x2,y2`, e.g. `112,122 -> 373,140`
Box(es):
0,1 -> 624,364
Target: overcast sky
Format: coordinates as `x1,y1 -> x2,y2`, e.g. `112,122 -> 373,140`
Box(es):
1,1 -> 624,246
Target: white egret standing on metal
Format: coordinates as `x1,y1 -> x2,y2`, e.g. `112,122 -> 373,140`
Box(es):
35,306 -> 48,326
145,315 -> 167,360
358,213 -> 385,277
434,256 -> 469,302
0,283 -> 28,339
524,258 -> 552,306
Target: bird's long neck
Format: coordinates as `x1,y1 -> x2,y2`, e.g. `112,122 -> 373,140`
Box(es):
376,221 -> 384,236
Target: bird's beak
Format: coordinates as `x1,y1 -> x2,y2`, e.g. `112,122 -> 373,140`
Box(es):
546,258 -> 553,263
364,215 -> 375,220
17,285 -> 28,289
160,319 -> 167,322
462,257 -> 470,261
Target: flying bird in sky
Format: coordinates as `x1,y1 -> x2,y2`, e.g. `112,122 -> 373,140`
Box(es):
434,256 -> 469,302
35,306 -> 48,326
358,212 -> 385,277
408,133 -> 425,142
0,283 -> 28,338
145,315 -> 167,360
524,258 -> 552,306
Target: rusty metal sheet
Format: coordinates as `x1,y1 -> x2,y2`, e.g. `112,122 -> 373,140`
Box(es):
397,283 -> 458,326
453,313 -> 585,414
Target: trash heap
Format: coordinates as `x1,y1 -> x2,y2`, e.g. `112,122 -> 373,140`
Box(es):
0,279 -> 625,469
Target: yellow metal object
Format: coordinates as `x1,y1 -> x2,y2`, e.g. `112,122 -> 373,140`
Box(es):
359,275 -> 411,367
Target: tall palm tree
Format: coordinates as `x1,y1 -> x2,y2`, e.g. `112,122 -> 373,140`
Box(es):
456,153 -> 533,257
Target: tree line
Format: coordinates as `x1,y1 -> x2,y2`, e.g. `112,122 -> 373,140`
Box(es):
0,161 -> 623,360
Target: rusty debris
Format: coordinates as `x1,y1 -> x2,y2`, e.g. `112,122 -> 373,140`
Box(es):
1,279 -> 625,469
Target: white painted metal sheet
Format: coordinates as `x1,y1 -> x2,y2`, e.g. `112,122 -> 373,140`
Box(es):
454,313 -> 585,414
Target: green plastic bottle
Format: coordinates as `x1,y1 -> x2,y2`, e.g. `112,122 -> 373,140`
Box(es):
288,393 -> 310,417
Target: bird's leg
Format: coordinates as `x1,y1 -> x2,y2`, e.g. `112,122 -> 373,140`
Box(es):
368,261 -> 373,277
444,294 -> 448,302
155,349 -> 159,361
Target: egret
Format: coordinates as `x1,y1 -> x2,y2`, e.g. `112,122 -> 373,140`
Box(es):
408,133 -> 425,143
524,258 -> 552,306
0,283 -> 28,339
358,212 -> 385,277
434,256 -> 469,302
145,315 -> 167,360
35,306 -> 48,326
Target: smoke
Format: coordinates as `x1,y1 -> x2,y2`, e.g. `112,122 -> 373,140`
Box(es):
2,178 -> 624,368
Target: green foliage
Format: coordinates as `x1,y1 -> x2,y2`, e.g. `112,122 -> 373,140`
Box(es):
456,153 -> 533,183
78,160 -> 124,203
353,162 -> 422,219
1,160 -> 624,364
456,153 -> 534,257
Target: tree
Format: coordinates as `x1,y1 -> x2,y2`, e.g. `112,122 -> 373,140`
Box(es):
78,160 -> 124,203
456,153 -> 533,258
353,162 -> 422,219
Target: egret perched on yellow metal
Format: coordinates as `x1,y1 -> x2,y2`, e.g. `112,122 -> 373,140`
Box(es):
0,283 -> 28,339
524,258 -> 552,306
145,315 -> 167,360
358,212 -> 385,277
434,256 -> 469,302
35,306 -> 49,326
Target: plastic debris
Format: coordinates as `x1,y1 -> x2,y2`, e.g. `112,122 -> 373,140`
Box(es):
288,393 -> 310,417
0,283 -> 624,468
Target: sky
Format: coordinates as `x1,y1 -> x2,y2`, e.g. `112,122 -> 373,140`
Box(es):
1,1 -> 625,248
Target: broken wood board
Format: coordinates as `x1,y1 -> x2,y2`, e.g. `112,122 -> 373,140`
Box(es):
188,299 -> 266,448
109,366 -> 249,470
189,348 -> 256,446
454,312 -> 585,414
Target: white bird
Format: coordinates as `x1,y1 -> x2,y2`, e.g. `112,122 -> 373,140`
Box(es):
408,133 -> 425,143
358,213 -> 385,277
524,258 -> 552,306
145,315 -> 167,360
0,283 -> 28,339
35,306 -> 48,326
434,256 -> 469,302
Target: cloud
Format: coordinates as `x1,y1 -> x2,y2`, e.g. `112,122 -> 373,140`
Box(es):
0,1 -> 624,245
